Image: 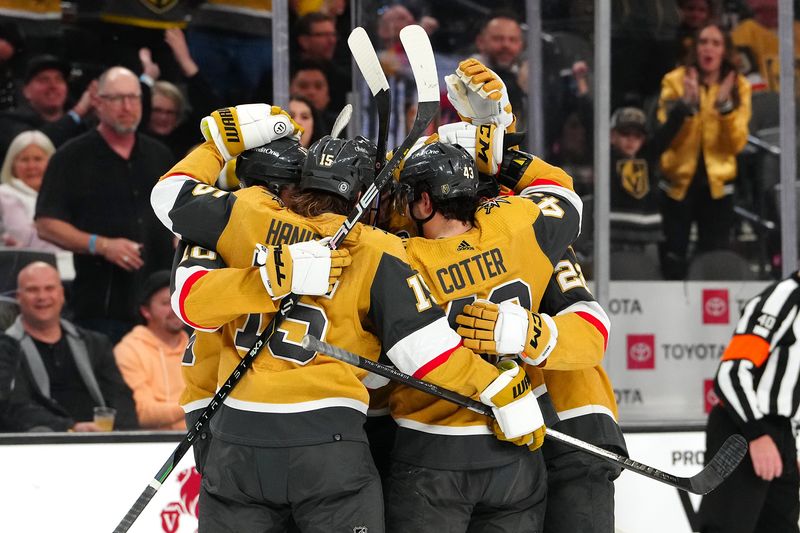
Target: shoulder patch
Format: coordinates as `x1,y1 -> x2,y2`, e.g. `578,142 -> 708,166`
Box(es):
478,196 -> 511,214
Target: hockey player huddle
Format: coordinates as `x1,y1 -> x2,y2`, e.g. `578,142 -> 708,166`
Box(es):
150,47 -> 625,533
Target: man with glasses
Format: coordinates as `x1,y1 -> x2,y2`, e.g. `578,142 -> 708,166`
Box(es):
294,12 -> 349,111
35,66 -> 175,344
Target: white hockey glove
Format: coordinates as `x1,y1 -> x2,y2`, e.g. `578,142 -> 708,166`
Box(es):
200,104 -> 303,161
480,360 -> 546,450
446,58 -> 514,129
456,300 -> 558,367
438,122 -> 504,175
254,240 -> 352,299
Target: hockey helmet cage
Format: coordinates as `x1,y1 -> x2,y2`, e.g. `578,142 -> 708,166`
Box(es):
301,135 -> 377,201
236,137 -> 307,193
398,141 -> 478,203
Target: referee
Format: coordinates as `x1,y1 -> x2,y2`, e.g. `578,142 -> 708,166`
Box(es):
699,272 -> 800,533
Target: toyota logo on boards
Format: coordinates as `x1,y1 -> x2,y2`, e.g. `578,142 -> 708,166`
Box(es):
704,379 -> 720,413
627,334 -> 655,370
702,289 -> 729,324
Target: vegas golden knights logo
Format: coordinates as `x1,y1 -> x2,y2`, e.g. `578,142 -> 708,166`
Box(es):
617,159 -> 649,200
139,0 -> 179,14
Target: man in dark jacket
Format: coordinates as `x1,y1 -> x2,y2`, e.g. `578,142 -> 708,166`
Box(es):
0,261 -> 136,432
0,55 -> 95,161
35,66 -> 175,344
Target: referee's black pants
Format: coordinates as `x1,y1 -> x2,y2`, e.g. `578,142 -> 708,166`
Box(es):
698,406 -> 799,533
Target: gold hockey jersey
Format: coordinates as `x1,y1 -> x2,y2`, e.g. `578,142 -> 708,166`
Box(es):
391,150 -> 624,468
152,141 -> 502,447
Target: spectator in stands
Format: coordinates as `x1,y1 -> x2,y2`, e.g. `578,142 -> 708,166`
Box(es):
657,23 -> 751,280
289,95 -> 323,147
0,55 -> 96,162
138,28 -> 222,158
609,107 -> 663,252
114,270 -> 186,430
0,22 -> 25,112
473,13 -> 526,129
0,1 -> 61,57
730,0 -> 799,91
290,62 -> 337,131
676,0 -> 714,66
0,262 -> 137,432
0,131 -> 62,251
186,0 -> 272,103
35,66 -> 175,344
295,12 -> 350,111
698,271 -> 800,532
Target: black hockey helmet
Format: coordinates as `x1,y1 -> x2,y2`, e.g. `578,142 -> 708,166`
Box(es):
398,141 -> 478,204
236,137 -> 307,194
300,135 -> 377,201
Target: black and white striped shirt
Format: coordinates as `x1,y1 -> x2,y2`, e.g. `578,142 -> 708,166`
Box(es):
714,272 -> 800,440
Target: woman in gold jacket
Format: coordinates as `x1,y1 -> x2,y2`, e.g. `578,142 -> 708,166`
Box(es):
657,22 -> 751,279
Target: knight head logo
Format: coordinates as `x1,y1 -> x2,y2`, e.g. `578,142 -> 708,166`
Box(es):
702,289 -> 729,325
627,334 -> 655,370
160,467 -> 200,533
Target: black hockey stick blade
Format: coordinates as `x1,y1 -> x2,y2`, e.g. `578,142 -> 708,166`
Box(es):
329,24 -> 438,248
113,25 -> 438,533
687,433 -> 747,494
301,335 -> 747,495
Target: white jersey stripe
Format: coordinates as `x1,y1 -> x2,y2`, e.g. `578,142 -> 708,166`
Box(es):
386,316 -> 462,376
223,396 -> 369,415
394,417 -> 493,436
181,398 -> 212,413
717,361 -> 748,422
151,174 -> 195,238
761,277 -> 799,317
171,264 -> 218,332
757,351 -> 779,412
556,404 -> 617,422
735,296 -> 761,334
738,360 -> 764,420
556,300 -> 612,334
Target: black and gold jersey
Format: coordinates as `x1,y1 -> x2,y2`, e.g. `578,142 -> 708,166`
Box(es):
152,141 -> 502,447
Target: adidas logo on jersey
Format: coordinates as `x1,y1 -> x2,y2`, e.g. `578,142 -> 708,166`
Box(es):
456,240 -> 474,251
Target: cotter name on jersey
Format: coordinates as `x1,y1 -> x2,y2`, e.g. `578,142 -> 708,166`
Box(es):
435,247 -> 507,294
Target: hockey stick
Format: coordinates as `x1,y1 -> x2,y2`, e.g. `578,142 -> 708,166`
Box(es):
330,103 -> 353,139
329,24 -> 438,247
348,26 -> 391,225
111,24 -> 438,533
301,335 -> 748,496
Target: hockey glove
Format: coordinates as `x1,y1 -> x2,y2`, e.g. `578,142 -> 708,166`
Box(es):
456,300 -> 558,367
200,104 -> 303,161
445,58 -> 514,129
480,360 -> 546,449
438,122 -> 504,176
254,240 -> 352,299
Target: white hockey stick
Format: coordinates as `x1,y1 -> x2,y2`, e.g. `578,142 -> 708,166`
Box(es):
348,26 -> 392,223
330,103 -> 353,139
